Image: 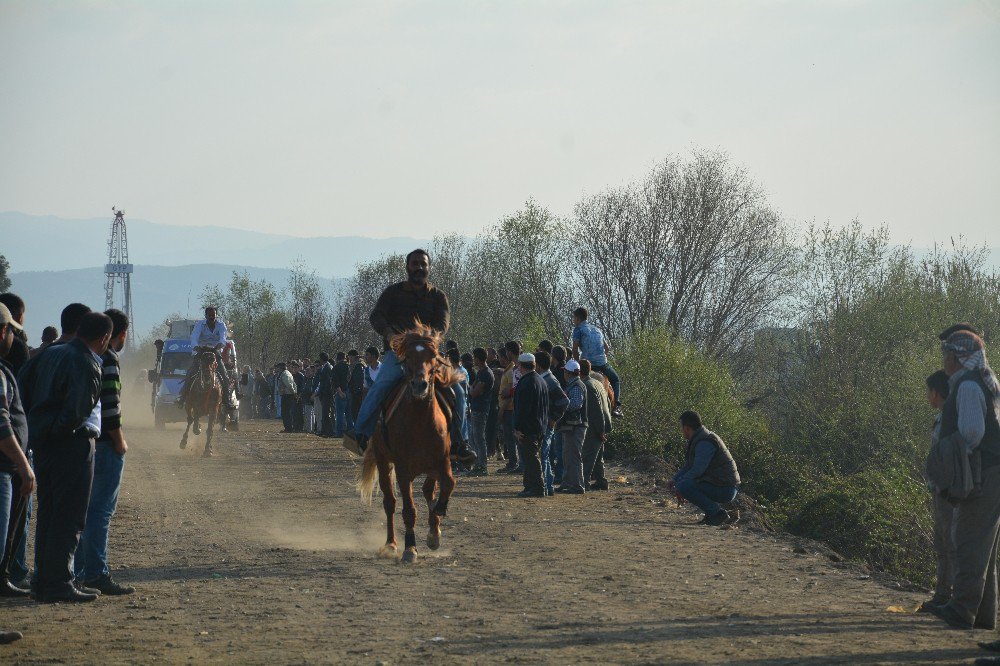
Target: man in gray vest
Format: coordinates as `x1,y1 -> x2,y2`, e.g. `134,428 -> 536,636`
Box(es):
929,330 -> 1000,630
668,410 -> 740,526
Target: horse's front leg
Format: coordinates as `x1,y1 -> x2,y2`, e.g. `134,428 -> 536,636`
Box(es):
203,409 -> 215,458
433,458 -> 456,519
180,412 -> 193,449
422,476 -> 441,550
378,461 -> 398,558
399,476 -> 418,564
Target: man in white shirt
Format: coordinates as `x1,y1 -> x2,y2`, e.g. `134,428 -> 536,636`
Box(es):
180,307 -> 231,405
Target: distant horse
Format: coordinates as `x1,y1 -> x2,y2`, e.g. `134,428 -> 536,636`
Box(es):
358,324 -> 459,564
180,351 -> 223,458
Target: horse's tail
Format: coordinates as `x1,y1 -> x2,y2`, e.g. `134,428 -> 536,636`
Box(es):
357,445 -> 387,506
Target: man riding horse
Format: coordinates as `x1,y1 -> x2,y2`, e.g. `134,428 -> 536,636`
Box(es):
343,249 -> 478,466
178,306 -> 232,407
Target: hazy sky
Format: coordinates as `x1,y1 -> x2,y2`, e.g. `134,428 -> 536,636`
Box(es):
1,1 -> 997,246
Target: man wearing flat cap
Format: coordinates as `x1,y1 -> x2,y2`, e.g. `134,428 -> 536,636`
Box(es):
512,353 -> 549,498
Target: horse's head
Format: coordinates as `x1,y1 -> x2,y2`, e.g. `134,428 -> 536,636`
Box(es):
199,351 -> 217,372
390,323 -> 457,399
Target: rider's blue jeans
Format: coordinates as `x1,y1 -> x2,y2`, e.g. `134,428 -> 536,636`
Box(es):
356,351 -> 404,437
354,351 -> 467,441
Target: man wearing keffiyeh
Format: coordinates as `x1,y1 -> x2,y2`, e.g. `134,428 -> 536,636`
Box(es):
928,328 -> 1000,630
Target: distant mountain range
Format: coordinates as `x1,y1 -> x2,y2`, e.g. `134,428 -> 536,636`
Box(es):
0,211 -> 428,274
9,264 -> 347,342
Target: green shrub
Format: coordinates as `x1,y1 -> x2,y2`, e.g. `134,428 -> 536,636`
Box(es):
783,467 -> 934,584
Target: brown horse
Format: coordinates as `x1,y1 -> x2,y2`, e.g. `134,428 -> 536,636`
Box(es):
180,351 -> 223,458
357,324 -> 460,564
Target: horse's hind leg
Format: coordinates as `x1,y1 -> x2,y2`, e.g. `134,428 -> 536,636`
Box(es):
423,477 -> 441,550
433,460 -> 456,518
399,477 -> 418,564
378,462 -> 398,558
180,414 -> 192,449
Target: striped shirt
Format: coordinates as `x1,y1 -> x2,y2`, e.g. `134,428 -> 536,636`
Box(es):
98,348 -> 122,441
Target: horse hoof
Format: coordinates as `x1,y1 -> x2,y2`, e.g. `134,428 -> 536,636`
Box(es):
179,440 -> 187,450
378,544 -> 398,559
202,450 -> 213,458
427,529 -> 441,551
401,547 -> 417,564
193,426 -> 202,435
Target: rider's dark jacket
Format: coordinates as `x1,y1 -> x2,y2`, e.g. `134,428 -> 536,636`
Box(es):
369,281 -> 449,348
18,338 -> 101,447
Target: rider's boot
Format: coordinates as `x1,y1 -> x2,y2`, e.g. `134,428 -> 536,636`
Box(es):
449,420 -> 478,466
342,430 -> 367,456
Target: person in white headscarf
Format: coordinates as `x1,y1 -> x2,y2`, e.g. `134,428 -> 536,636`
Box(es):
929,329 -> 1000,630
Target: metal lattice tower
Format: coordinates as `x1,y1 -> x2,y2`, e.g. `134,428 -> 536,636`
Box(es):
105,207 -> 134,343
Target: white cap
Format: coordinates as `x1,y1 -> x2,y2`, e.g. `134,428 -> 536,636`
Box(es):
518,352 -> 535,364
0,303 -> 23,331
564,359 -> 581,373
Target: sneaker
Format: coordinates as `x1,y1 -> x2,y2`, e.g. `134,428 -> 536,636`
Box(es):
84,574 -> 135,596
588,480 -> 609,491
516,489 -> 545,498
700,511 -> 728,526
612,406 -> 624,418
0,631 -> 23,644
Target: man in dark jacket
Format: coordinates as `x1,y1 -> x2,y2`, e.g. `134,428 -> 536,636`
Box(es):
536,351 -> 568,496
0,303 -> 35,597
19,311 -> 112,602
344,249 -> 476,465
331,352 -> 351,437
513,353 -> 549,498
292,362 -> 307,432
347,349 -> 366,427
313,353 -> 335,436
668,410 -> 741,526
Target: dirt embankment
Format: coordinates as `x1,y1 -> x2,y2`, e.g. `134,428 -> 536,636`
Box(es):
0,419 -> 987,665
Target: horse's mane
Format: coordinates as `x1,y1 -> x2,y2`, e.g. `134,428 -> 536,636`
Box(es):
389,322 -> 460,388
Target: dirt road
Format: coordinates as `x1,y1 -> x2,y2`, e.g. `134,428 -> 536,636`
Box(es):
1,419 -> 988,664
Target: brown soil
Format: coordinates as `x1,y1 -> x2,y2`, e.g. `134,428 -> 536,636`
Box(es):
1,419 -> 987,664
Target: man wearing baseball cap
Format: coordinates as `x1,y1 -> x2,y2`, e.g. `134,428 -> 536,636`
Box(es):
557,359 -> 589,494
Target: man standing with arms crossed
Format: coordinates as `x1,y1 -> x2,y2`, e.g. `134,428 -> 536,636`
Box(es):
343,249 -> 476,465
20,311 -> 111,602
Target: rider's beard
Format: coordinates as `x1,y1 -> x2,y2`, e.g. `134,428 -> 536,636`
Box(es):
408,269 -> 427,284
